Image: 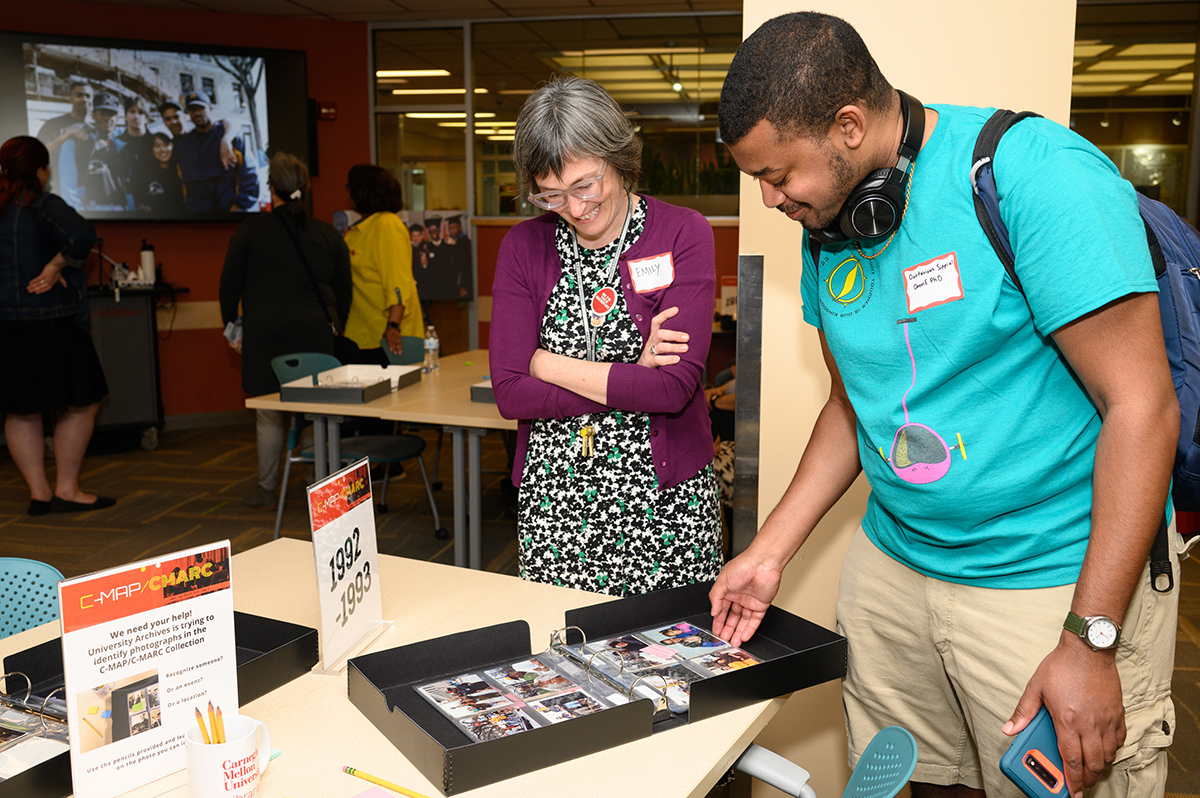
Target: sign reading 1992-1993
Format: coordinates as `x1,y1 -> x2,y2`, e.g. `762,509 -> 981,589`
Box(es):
307,458 -> 384,667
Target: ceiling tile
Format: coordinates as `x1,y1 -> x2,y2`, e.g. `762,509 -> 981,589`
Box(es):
313,0 -> 407,13
184,0 -> 315,15
388,0 -> 499,9
77,0 -> 203,8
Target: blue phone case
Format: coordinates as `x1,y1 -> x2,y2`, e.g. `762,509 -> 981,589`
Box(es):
999,706 -> 1066,797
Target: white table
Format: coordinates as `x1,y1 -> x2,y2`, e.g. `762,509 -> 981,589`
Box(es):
247,350 -> 515,568
1,539 -> 791,798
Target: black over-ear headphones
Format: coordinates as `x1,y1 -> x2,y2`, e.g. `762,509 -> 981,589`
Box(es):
809,90 -> 925,246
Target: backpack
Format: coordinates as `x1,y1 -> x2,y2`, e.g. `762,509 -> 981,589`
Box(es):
972,109 -> 1195,591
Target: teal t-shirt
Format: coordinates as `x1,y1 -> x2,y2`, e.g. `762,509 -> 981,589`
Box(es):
800,104 -> 1157,588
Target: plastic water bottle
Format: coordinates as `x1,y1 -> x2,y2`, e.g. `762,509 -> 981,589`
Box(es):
423,324 -> 440,372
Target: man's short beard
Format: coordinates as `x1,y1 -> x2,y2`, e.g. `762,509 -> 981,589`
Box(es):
808,142 -> 859,232
778,140 -> 860,232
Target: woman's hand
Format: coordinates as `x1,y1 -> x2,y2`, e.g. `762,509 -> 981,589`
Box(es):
228,337 -> 242,354
27,256 -> 67,295
384,327 -> 404,355
638,306 -> 689,368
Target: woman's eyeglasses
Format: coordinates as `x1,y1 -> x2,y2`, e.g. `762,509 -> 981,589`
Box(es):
527,162 -> 607,210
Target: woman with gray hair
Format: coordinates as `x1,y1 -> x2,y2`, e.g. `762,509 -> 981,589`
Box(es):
490,76 -> 722,596
219,152 -> 352,508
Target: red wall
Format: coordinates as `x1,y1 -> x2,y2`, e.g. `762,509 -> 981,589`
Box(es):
3,2 -> 370,415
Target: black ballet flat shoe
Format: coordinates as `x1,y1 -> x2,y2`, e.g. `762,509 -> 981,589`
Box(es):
28,499 -> 52,516
50,496 -> 117,513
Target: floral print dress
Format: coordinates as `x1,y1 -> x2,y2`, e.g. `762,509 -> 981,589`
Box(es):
517,197 -> 722,597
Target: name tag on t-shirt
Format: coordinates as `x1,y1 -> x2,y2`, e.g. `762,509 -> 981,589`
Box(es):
903,252 -> 965,313
628,252 -> 675,293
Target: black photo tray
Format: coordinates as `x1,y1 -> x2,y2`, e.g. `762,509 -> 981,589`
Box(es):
347,580 -> 846,795
0,611 -> 318,798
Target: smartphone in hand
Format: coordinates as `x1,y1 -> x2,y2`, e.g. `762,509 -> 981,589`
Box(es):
1000,706 -> 1066,797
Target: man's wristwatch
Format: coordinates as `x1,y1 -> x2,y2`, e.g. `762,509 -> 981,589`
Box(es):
1063,611 -> 1121,651
387,321 -> 400,330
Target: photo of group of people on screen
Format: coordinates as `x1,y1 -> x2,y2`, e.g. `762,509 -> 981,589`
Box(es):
26,43 -> 269,215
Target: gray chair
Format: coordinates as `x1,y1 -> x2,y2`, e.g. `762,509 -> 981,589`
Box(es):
270,352 -> 447,541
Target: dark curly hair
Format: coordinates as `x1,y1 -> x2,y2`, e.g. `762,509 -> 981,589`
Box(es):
347,164 -> 403,216
0,136 -> 49,216
719,12 -> 894,146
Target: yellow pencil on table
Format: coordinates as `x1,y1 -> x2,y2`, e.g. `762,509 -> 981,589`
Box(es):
194,707 -> 211,744
81,716 -> 103,737
213,704 -> 226,744
343,766 -> 434,798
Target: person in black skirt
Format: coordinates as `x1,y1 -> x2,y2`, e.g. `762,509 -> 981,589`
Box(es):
0,136 -> 114,515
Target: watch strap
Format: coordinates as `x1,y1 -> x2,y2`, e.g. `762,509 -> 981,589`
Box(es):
387,321 -> 401,330
1063,611 -> 1087,637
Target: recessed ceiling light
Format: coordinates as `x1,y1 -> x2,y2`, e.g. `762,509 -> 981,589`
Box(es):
376,69 -> 451,78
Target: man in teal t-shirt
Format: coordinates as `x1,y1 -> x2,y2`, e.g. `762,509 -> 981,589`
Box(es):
706,12 -> 1182,798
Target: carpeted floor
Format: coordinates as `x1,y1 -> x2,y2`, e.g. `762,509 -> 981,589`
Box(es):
0,421 -> 1197,795
0,422 -> 520,579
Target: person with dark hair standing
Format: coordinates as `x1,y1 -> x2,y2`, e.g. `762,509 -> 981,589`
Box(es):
219,152 -> 352,508
0,136 -> 114,515
36,81 -> 93,194
66,91 -> 126,210
408,221 -> 431,296
443,214 -> 472,299
176,92 -> 258,212
117,97 -> 155,209
490,75 -> 721,597
129,132 -> 184,214
343,164 -> 423,365
707,13 -> 1181,798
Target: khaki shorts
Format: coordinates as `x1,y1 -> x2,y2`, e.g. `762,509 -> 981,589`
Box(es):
836,523 -> 1182,797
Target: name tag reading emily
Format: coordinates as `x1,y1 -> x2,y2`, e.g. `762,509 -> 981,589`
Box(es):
628,251 -> 675,294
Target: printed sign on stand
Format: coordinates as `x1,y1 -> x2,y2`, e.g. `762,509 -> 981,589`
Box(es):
57,542 -> 238,798
308,457 -> 387,669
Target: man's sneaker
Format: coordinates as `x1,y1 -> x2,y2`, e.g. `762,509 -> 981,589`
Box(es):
243,487 -> 277,508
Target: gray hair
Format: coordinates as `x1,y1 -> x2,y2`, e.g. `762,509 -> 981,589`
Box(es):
269,152 -> 311,216
513,75 -> 642,197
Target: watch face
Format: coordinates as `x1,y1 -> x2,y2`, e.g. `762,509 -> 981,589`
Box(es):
1086,618 -> 1119,649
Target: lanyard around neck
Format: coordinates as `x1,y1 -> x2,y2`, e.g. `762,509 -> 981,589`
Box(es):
572,192 -> 633,362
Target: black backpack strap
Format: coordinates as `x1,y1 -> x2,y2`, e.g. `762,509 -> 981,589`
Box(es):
1151,514 -> 1174,593
970,110 -> 1042,292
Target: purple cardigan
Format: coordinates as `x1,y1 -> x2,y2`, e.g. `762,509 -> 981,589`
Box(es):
490,195 -> 716,491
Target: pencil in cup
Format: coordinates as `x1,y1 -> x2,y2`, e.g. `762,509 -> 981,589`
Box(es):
195,703 -> 227,744
343,765 -> 434,798
207,701 -> 222,744
194,707 -> 211,744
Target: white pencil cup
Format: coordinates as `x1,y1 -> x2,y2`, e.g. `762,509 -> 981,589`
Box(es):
185,714 -> 270,798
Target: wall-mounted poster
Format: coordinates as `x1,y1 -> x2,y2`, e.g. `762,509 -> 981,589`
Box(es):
400,210 -> 473,301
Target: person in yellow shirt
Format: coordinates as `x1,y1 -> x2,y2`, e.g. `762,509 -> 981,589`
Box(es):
342,164 -> 424,364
